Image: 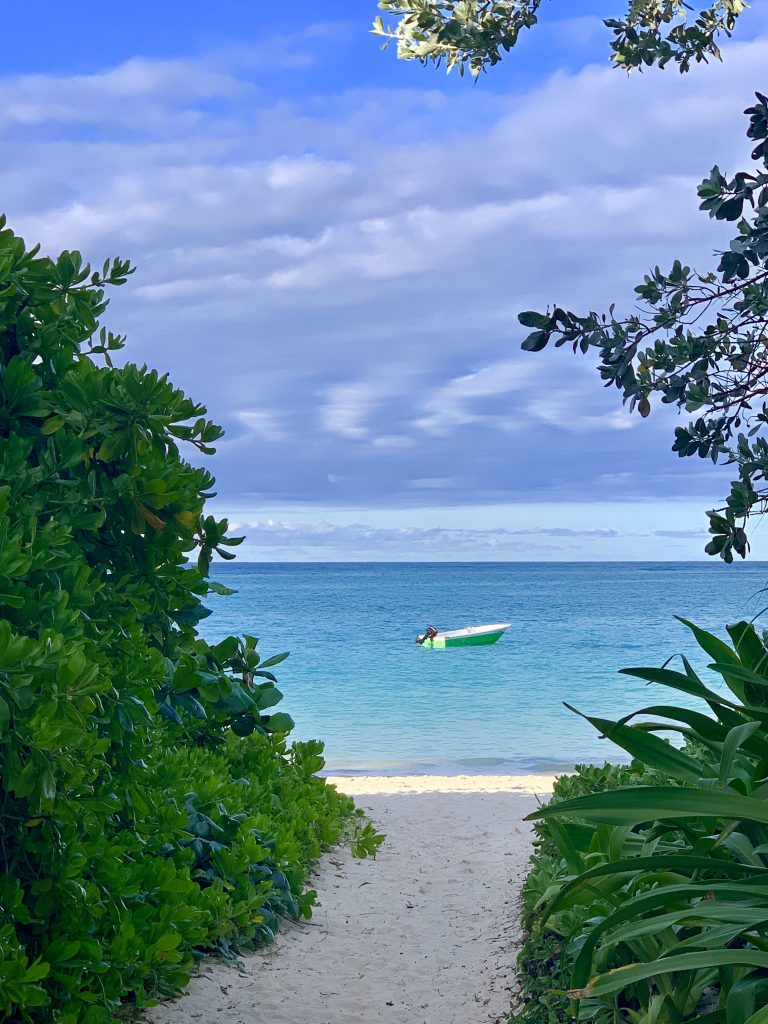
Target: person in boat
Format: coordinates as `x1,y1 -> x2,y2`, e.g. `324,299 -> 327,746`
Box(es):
415,625 -> 438,645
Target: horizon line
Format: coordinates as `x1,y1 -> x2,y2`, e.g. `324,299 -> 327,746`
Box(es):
209,559 -> 768,566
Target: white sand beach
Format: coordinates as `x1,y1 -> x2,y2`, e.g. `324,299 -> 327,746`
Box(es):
147,773 -> 556,1024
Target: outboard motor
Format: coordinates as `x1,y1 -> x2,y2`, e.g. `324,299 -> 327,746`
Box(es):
415,625 -> 439,645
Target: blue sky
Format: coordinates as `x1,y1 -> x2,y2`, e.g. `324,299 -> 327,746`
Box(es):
5,2 -> 768,560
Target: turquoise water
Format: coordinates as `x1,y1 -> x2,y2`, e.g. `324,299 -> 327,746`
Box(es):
205,562 -> 768,774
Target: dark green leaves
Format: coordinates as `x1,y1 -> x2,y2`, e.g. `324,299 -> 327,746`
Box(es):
0,219 -> 361,1022
258,652 -> 290,670
706,508 -> 749,562
607,1 -> 746,72
520,330 -> 549,352
532,785 -> 768,828
574,951 -> 768,1000
263,712 -> 295,734
563,704 -> 704,783
518,310 -> 550,330
524,616 -> 768,1024
511,95 -> 768,561
1,358 -> 48,418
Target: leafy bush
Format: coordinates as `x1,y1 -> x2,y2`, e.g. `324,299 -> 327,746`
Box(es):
518,617 -> 768,1024
0,217 -> 357,1021
512,762 -> 667,1024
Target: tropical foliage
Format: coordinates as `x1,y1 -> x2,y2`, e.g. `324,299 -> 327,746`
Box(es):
0,217 -> 362,1022
373,1 -> 747,78
519,96 -> 768,564
517,617 -> 768,1024
376,3 -> 768,559
513,763 -> 669,1024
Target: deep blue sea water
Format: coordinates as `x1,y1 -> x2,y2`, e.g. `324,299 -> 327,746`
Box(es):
205,563 -> 768,775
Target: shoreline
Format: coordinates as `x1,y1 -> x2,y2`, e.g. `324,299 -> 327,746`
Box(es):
318,757 -> 628,779
319,763 -> 576,778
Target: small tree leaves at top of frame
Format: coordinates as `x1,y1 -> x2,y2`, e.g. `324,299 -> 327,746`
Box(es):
373,1 -> 748,77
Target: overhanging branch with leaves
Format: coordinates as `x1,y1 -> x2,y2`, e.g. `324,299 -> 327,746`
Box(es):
518,94 -> 768,561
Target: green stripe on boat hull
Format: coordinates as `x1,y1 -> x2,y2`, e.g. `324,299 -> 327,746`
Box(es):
423,630 -> 505,649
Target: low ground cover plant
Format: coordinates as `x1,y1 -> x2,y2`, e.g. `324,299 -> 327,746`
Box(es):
0,219 -> 362,1022
515,617 -> 768,1024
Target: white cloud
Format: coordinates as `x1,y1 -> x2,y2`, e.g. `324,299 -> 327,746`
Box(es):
527,394 -> 636,433
320,381 -> 378,439
230,410 -> 288,443
265,156 -> 353,191
239,518 -> 622,552
2,32 -> 766,517
372,434 -> 416,449
319,367 -> 418,440
221,515 -> 716,561
0,57 -> 243,134
415,360 -> 534,435
408,477 -> 459,490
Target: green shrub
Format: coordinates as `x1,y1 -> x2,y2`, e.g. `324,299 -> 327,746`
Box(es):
513,761 -> 664,1024
518,618 -> 768,1024
0,217 -> 356,1021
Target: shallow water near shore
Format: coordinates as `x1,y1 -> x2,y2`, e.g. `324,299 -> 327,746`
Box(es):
205,562 -> 768,774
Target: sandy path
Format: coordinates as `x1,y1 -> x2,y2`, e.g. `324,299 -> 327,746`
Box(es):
147,774 -> 555,1024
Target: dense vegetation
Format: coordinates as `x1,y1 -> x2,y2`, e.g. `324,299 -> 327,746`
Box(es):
512,762 -> 668,1024
0,218 -> 369,1022
513,618 -> 768,1024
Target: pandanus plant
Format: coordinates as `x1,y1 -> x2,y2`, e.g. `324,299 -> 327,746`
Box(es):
530,618 -> 768,1024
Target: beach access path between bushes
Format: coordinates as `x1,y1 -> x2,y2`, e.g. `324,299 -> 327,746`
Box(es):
146,774 -> 557,1024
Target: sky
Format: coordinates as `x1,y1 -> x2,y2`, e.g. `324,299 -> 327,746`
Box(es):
4,1 -> 768,561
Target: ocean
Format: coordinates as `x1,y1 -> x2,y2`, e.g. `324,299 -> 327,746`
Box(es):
205,562 -> 768,775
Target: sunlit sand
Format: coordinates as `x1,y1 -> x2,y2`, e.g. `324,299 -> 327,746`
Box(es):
147,773 -> 555,1024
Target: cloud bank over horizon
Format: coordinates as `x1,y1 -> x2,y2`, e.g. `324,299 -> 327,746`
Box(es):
219,516 -> 711,562
3,5 -> 768,558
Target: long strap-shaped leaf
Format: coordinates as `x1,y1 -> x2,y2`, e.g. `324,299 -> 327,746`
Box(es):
677,617 -> 747,702
727,976 -> 768,1024
618,704 -> 734,743
720,722 -> 763,785
619,665 -> 752,726
569,882 -> 768,987
564,705 -> 704,782
746,1003 -> 768,1024
539,855 -> 768,925
572,950 -> 768,999
577,905 -> 768,983
606,905 -> 768,949
619,665 -> 734,705
728,621 -> 768,669
529,786 -> 768,828
710,663 -> 768,696
675,919 -> 768,951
